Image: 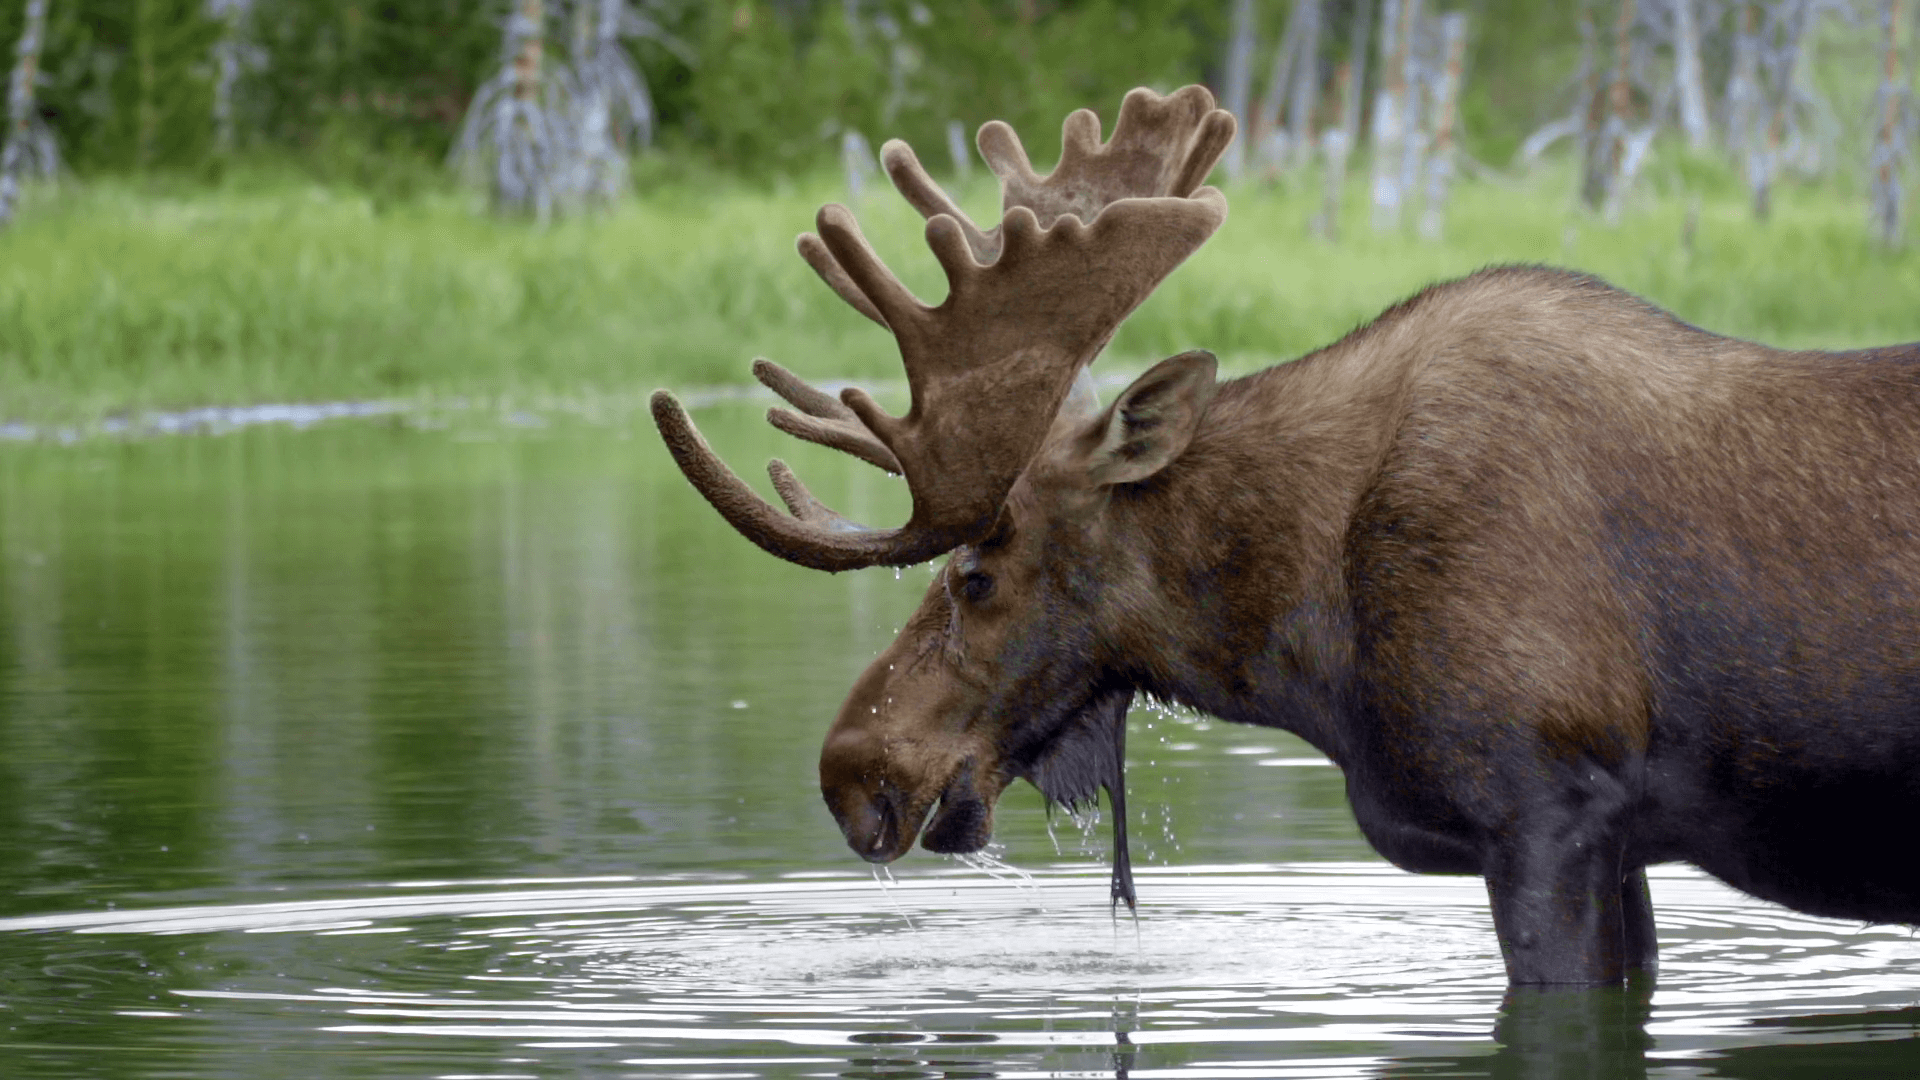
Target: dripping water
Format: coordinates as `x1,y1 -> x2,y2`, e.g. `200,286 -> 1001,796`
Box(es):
870,864 -> 918,931
953,844 -> 1049,912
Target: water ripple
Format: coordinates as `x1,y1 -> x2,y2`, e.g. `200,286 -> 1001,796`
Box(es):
1,864 -> 1917,1077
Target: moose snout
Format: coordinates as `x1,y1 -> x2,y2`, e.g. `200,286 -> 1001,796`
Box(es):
819,729 -> 917,863
824,784 -> 911,863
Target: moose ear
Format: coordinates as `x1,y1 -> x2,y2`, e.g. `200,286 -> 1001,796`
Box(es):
1084,351 -> 1218,486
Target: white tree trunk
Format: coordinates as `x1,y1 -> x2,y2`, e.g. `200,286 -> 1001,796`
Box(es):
1871,0 -> 1907,245
1369,0 -> 1406,229
1254,0 -> 1308,167
1393,0 -> 1426,227
1,0 -> 56,226
1317,0 -> 1372,242
1725,3 -> 1762,165
1672,0 -> 1712,151
206,0 -> 254,154
1420,12 -> 1467,240
1221,0 -> 1259,181
1285,0 -> 1322,170
1752,0 -> 1814,221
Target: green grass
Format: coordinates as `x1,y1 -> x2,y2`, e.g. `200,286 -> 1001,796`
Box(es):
3,159 -> 1919,425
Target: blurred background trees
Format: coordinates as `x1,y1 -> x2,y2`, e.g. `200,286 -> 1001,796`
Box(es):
0,0 -> 1915,238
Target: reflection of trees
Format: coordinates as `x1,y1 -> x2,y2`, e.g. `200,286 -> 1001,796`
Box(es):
0,408 -> 939,915
0,404 -> 1373,917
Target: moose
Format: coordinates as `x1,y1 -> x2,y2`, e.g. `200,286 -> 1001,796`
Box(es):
651,86 -> 1920,986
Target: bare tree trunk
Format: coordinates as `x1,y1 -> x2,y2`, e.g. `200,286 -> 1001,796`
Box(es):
1725,2 -> 1762,183
1581,0 -> 1635,211
1370,0 -> 1407,229
1871,0 -> 1907,246
1318,59 -> 1352,240
1,0 -> 55,226
946,119 -> 971,179
1673,0 -> 1712,151
1394,0 -> 1427,227
1578,0 -> 1607,209
1317,0 -> 1372,242
1286,0 -> 1323,170
1753,0 -> 1813,221
1254,0 -> 1309,165
1345,0 -> 1372,149
208,0 -> 253,154
1420,12 -> 1467,241
1221,0 -> 1258,181
1606,0 -> 1636,192
515,0 -> 546,105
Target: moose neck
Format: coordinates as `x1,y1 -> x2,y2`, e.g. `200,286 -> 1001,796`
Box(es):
1110,333 -> 1415,765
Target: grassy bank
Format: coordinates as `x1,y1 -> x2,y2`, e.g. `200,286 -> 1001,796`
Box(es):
3,163 -> 1919,424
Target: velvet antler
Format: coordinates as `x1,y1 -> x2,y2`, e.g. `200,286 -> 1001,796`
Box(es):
651,85 -> 1235,572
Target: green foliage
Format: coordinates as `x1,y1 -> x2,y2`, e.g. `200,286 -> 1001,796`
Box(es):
1454,0 -> 1582,165
688,0 -> 1211,177
898,0 -> 1207,170
4,166 -> 1919,423
240,0 -> 497,165
36,0 -> 225,171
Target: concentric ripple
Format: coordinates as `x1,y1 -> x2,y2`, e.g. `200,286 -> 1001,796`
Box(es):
1,864 -> 1917,1078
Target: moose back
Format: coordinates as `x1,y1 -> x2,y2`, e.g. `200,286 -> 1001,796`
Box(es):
652,86 -> 1920,986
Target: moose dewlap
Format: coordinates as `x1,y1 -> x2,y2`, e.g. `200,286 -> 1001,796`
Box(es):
652,85 -> 1920,988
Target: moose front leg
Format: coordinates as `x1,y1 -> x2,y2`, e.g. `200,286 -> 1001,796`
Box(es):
1484,780 -> 1650,986
1486,837 -> 1635,985
1620,865 -> 1657,978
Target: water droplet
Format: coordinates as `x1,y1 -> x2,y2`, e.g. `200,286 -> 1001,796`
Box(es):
869,864 -> 917,931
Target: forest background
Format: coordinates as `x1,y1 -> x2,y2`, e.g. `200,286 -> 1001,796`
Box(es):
3,0 -> 1919,425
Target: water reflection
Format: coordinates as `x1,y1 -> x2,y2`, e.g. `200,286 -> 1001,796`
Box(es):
2,410 -> 1918,1077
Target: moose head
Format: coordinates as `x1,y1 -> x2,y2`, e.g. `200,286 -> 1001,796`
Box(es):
652,87 -> 1235,902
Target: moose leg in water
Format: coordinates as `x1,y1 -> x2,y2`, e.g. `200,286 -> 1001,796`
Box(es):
1483,765 -> 1657,984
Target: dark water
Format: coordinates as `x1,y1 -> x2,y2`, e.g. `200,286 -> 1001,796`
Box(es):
1,405 -> 1917,1078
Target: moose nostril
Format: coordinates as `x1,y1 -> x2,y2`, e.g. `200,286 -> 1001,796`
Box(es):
824,785 -> 903,863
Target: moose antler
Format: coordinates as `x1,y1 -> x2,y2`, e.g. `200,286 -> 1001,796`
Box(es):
651,86 -> 1235,572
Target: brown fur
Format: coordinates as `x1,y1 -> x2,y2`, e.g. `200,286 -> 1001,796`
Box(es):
817,265 -> 1920,982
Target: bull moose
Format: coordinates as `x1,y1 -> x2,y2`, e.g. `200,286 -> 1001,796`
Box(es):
651,86 -> 1920,986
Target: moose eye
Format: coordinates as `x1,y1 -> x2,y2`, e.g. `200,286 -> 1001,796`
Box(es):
958,571 -> 996,605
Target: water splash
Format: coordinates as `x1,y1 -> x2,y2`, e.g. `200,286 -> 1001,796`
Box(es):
952,845 -> 1048,912
869,864 -> 917,931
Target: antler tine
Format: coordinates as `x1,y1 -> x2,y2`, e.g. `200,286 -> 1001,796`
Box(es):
655,87 -> 1235,573
650,390 -> 961,572
753,358 -> 902,475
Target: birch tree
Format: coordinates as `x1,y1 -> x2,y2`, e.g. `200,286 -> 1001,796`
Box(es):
1,0 -> 56,227
559,0 -> 683,201
1285,0 -> 1323,171
1671,0 -> 1713,150
454,0 -> 567,218
1724,2 -> 1766,190
1394,0 -> 1429,225
1253,0 -> 1311,169
1749,0 -> 1815,220
1221,0 -> 1258,180
208,0 -> 259,154
1370,0 -> 1412,229
1317,0 -> 1371,240
1420,12 -> 1468,240
1871,0 -> 1914,246
453,0 -> 682,217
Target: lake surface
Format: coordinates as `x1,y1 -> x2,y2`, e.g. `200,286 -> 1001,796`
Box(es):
1,404 -> 1917,1078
